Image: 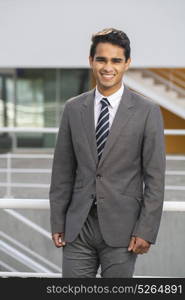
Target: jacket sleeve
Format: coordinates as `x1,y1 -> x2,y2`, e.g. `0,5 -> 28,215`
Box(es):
49,102 -> 77,234
132,104 -> 166,244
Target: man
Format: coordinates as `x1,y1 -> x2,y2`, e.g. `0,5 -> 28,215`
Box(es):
49,28 -> 166,278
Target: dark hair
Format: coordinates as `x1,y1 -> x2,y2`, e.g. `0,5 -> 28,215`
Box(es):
90,28 -> 131,62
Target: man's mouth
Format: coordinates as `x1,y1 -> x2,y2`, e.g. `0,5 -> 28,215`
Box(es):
101,73 -> 115,80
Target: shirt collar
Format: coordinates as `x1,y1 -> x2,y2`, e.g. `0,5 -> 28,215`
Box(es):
95,84 -> 124,108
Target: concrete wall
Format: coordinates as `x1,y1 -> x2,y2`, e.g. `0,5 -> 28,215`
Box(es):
0,0 -> 184,67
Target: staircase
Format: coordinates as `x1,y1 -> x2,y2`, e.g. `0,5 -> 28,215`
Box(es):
124,69 -> 185,119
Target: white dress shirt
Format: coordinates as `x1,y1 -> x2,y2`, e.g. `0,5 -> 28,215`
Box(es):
94,84 -> 124,129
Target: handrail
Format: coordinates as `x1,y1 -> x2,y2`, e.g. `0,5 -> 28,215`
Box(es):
1,168 -> 185,175
166,155 -> 185,160
4,208 -> 51,239
0,127 -> 58,133
0,182 -> 184,191
0,261 -> 17,272
142,69 -> 185,97
0,168 -> 51,173
0,231 -> 61,272
0,199 -> 185,212
0,240 -> 52,272
164,129 -> 185,135
0,127 -> 185,135
0,153 -> 53,158
1,153 -> 185,160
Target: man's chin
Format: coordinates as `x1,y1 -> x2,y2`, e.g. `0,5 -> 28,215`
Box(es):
99,82 -> 115,90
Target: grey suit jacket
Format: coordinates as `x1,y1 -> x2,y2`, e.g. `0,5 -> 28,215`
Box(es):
49,86 -> 166,247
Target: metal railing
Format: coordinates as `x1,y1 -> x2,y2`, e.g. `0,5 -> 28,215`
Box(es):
1,197 -> 185,278
0,125 -> 182,155
142,69 -> 185,97
1,126 -> 185,134
0,153 -> 52,197
0,127 -> 185,197
1,153 -> 185,196
0,198 -> 185,211
0,231 -> 60,272
0,127 -> 185,278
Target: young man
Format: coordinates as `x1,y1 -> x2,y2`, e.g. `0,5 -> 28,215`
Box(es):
49,28 -> 166,277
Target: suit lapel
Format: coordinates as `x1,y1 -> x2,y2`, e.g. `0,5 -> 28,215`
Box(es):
98,86 -> 135,168
81,89 -> 98,166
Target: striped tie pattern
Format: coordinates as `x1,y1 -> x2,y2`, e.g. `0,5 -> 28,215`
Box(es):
96,98 -> 110,161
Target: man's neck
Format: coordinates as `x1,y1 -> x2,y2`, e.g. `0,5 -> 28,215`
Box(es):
97,84 -> 123,97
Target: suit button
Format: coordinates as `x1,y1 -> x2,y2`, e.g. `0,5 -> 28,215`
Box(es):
96,174 -> 102,179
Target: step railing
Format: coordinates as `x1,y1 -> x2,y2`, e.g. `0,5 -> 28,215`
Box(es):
141,69 -> 185,97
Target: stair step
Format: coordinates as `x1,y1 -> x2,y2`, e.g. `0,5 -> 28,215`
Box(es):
153,84 -> 166,92
166,90 -> 178,98
126,71 -> 185,117
142,77 -> 155,85
127,71 -> 143,79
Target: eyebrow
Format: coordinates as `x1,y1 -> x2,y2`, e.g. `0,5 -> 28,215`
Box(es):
95,56 -> 124,62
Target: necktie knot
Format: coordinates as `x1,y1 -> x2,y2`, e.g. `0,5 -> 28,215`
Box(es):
101,97 -> 110,108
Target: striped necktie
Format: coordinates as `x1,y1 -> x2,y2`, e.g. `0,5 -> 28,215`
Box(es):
96,97 -> 110,161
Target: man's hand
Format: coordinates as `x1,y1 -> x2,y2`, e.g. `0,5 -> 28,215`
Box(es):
128,236 -> 151,254
52,232 -> 66,248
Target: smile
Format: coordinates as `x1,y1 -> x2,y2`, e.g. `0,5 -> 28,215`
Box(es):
101,74 -> 115,80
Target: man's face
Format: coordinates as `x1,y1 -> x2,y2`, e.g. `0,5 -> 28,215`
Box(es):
89,42 -> 131,95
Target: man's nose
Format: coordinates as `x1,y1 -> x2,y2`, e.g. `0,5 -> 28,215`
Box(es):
103,62 -> 114,73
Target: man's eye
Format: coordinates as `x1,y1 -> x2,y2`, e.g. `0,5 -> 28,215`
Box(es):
112,59 -> 122,63
96,58 -> 105,62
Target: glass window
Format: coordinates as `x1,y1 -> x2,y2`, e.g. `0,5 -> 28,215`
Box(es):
15,68 -> 90,148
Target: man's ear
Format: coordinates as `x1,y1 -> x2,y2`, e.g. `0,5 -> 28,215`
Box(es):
125,58 -> 131,71
89,56 -> 93,67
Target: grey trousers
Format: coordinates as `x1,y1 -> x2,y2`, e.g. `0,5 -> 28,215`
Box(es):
62,204 -> 137,278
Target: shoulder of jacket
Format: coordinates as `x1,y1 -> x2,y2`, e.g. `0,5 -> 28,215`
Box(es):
129,88 -> 160,110
65,89 -> 94,107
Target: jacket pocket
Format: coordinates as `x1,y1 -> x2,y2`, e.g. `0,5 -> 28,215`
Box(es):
121,193 -> 143,206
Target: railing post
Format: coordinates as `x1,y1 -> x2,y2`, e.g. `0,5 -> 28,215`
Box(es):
4,152 -> 13,198
12,132 -> 17,152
